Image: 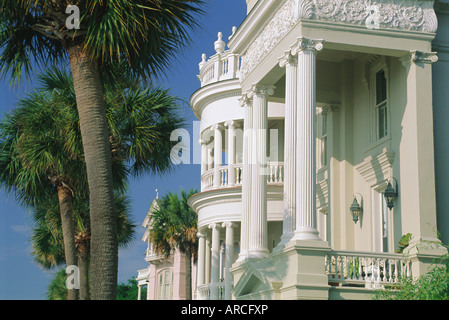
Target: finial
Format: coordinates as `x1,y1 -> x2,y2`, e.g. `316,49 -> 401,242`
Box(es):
229,26 -> 237,40
198,53 -> 206,71
198,53 -> 207,71
155,189 -> 159,199
214,32 -> 225,54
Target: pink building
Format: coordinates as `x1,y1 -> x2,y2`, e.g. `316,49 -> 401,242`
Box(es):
136,195 -> 197,300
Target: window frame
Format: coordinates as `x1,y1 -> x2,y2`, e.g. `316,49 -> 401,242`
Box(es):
369,59 -> 390,146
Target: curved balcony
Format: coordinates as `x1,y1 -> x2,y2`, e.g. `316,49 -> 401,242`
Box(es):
201,162 -> 284,191
197,32 -> 240,88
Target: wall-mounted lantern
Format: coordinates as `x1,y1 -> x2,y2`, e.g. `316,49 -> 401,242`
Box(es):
383,178 -> 398,210
350,193 -> 363,223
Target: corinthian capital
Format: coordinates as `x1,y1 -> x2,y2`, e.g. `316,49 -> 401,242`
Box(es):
290,37 -> 324,55
238,93 -> 252,108
401,50 -> 438,68
279,50 -> 298,68
411,50 -> 438,64
247,84 -> 276,99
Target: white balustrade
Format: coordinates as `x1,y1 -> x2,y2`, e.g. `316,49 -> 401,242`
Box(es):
325,250 -> 412,289
200,162 -> 284,191
198,32 -> 240,87
196,282 -> 232,300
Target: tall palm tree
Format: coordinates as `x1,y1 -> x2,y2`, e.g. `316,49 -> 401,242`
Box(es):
32,192 -> 136,300
0,65 -> 184,298
0,0 -> 204,299
150,188 -> 198,300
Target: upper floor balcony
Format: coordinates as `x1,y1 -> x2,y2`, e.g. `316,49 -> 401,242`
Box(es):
197,30 -> 241,88
201,162 -> 284,191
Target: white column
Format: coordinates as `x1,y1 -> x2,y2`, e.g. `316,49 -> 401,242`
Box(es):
248,84 -> 274,258
137,284 -> 141,300
278,50 -> 298,246
226,120 -> 236,186
237,95 -> 252,262
196,232 -> 206,290
291,37 -> 323,241
200,140 -> 207,191
213,124 -> 223,188
222,221 -> 234,300
200,139 -> 207,174
205,235 -> 211,284
209,223 -> 221,300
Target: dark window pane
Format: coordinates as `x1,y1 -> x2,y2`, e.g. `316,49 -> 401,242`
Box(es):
376,70 -> 387,105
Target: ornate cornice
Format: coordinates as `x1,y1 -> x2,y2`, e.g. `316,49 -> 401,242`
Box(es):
240,0 -> 438,80
296,0 -> 437,33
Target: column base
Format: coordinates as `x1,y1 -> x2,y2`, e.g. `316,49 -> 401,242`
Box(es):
272,239 -> 331,300
247,248 -> 269,259
290,227 -> 322,241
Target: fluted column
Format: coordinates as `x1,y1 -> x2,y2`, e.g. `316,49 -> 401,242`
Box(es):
209,223 -> 221,300
278,50 -> 298,246
291,37 -> 323,241
205,235 -> 211,284
213,124 -> 223,188
200,140 -> 207,191
226,121 -> 236,186
222,221 -> 234,299
237,95 -> 252,262
196,232 -> 206,290
248,84 -> 274,258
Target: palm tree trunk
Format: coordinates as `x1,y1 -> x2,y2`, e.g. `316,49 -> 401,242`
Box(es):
57,185 -> 78,300
66,42 -> 118,300
76,233 -> 90,300
185,250 -> 192,300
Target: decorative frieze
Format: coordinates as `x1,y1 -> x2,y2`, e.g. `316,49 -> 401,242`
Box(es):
240,0 -> 438,80
296,0 -> 437,32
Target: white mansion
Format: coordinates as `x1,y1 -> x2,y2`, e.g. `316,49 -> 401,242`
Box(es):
186,0 -> 449,300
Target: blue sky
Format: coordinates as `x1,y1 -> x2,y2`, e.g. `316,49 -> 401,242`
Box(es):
0,0 -> 247,300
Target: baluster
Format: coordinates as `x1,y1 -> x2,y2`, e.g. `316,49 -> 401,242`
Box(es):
340,256 -> 344,279
352,257 -> 357,280
382,259 -> 387,282
388,259 -> 393,282
406,260 -> 411,278
394,260 -> 398,282
376,258 -> 381,283
357,258 -> 362,280
333,255 -> 338,280
362,257 -> 367,281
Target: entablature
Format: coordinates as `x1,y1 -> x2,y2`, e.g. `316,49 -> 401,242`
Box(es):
229,0 -> 438,92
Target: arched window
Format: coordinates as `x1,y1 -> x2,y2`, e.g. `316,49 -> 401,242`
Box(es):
158,269 -> 173,300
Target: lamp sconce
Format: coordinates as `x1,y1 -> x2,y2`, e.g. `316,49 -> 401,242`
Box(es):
383,177 -> 398,210
350,193 -> 363,223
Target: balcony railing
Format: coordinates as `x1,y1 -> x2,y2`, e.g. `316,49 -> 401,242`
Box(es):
196,282 -> 230,300
198,50 -> 240,87
325,250 -> 412,289
201,162 -> 284,191
145,248 -> 166,264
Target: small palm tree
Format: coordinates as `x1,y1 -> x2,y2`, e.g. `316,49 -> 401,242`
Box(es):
0,0 -> 204,299
150,188 -> 198,300
32,193 -> 136,300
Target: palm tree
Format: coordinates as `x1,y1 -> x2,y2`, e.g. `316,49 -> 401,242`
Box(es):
0,90 -> 86,299
32,192 -> 136,300
150,188 -> 198,300
0,65 -> 184,298
0,0 -> 204,299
